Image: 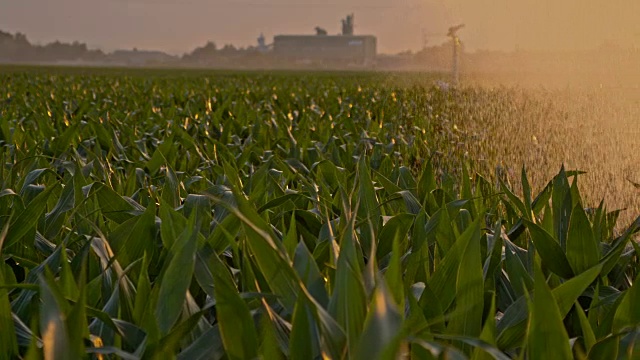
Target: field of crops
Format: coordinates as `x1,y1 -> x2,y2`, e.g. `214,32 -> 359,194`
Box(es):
1,66 -> 639,359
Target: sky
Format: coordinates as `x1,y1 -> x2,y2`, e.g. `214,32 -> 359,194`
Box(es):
1,0 -> 639,55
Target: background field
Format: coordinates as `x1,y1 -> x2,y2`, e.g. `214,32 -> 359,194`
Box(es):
1,66 -> 639,358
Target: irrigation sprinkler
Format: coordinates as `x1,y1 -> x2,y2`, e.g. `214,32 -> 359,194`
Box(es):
447,24 -> 465,85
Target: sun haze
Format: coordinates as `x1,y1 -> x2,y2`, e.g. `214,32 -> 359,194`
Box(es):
1,0 -> 639,54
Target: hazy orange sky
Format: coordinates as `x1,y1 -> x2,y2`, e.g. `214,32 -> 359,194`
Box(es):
1,0 -> 639,54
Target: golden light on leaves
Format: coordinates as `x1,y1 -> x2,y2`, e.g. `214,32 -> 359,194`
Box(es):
42,320 -> 57,360
90,335 -> 105,360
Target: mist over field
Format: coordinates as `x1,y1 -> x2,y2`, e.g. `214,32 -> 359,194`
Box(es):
1,0 -> 639,54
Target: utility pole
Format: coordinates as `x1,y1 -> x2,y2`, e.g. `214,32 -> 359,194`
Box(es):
447,24 -> 465,85
421,28 -> 428,51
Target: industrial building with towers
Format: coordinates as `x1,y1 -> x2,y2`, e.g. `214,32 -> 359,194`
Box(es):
272,14 -> 377,66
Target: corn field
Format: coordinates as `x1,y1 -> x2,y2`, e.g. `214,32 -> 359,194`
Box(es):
0,67 -> 639,359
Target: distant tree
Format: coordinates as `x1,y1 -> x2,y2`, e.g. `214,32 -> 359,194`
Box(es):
203,41 -> 217,52
219,44 -> 237,55
13,33 -> 29,46
183,41 -> 219,63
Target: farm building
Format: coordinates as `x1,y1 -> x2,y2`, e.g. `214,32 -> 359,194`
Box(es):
273,35 -> 377,65
272,14 -> 377,66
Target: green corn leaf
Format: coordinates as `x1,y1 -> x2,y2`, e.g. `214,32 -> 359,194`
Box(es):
44,178 -> 75,239
521,166 -> 533,220
524,220 -> 574,278
461,164 -> 474,215
146,135 -> 175,175
0,264 -> 18,358
483,222 -> 504,286
384,219 -> 405,311
551,167 -> 572,249
497,263 -> 601,350
409,338 -> 467,360
159,202 -> 187,250
575,301 -> 596,354
471,296 -> 498,360
504,239 -> 533,298
432,208 -> 456,256
354,280 -> 403,360
418,281 -> 446,333
3,183 -> 59,250
149,308 -> 206,359
587,335 -> 620,360
210,251 -> 259,360
601,215 -> 640,277
356,156 -> 381,257
182,193 -> 212,234
374,170 -> 403,197
434,334 -> 510,360
613,273 -> 640,333
58,242 -> 79,301
161,165 -> 181,209
257,193 -> 309,214
92,183 -> 144,224
527,264 -> 573,360
109,201 -> 157,268
290,293 -> 320,360
177,326 -> 225,360
155,213 -> 198,336
500,179 -> 526,218
293,241 -> 329,307
283,211 -> 299,259
429,216 -> 481,313
417,159 -> 437,205
66,277 -> 88,359
259,305 -> 286,360
328,216 -> 367,353
12,244 -> 64,319
19,168 -> 52,195
50,122 -> 80,156
133,253 -> 153,325
531,180 -> 554,215
376,213 -> 414,262
566,204 -> 600,275
39,270 -> 74,360
304,288 -> 347,359
553,263 -> 602,318
447,217 -> 484,350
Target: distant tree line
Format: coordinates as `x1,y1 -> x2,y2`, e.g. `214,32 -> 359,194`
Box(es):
0,30 -> 270,66
181,41 -> 271,67
0,30 -> 105,63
